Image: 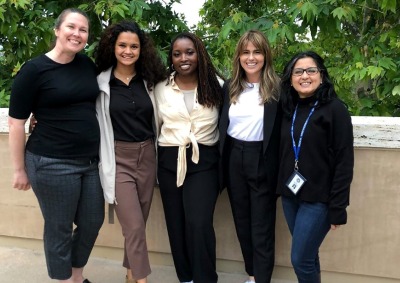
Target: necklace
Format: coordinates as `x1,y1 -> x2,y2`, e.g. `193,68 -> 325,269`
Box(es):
114,70 -> 136,82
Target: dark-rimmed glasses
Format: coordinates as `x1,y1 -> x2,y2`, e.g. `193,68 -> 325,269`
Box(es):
292,67 -> 320,76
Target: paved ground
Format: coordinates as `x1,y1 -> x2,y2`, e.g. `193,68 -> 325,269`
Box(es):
0,246 -> 294,283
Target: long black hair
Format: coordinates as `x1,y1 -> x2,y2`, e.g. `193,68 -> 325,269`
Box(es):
280,51 -> 337,117
167,32 -> 224,108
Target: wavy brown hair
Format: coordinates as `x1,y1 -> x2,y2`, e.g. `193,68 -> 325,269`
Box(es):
229,30 -> 280,104
167,32 -> 224,108
94,20 -> 167,90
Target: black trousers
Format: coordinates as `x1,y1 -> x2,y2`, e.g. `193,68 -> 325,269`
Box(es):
158,144 -> 219,283
227,138 -> 277,283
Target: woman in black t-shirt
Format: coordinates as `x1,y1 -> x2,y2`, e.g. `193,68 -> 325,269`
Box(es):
8,8 -> 104,283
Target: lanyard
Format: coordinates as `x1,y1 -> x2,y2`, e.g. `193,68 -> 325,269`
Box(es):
291,100 -> 318,170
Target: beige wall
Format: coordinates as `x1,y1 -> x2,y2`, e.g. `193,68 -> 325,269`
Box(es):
1,112 -> 400,283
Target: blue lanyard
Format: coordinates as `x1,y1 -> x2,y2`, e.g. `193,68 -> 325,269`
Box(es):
291,100 -> 318,170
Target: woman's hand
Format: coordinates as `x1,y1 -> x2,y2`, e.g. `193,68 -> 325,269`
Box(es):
29,114 -> 37,133
12,169 -> 31,191
8,116 -> 31,191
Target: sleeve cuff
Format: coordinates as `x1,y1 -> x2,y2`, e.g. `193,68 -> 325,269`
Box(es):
329,207 -> 347,225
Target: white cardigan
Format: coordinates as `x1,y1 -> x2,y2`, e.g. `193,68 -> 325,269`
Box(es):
96,67 -> 159,204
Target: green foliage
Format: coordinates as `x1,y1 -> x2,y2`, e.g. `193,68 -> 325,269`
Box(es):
0,0 -> 189,107
199,0 -> 400,116
1,0 -> 399,116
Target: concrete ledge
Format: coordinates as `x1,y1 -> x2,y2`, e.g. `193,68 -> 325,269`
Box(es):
352,116 -> 400,148
3,108 -> 400,148
0,108 -> 30,133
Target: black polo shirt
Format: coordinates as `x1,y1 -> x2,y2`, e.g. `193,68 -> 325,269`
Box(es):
109,72 -> 154,142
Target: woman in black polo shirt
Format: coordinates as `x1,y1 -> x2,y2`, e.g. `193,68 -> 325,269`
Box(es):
95,21 -> 167,283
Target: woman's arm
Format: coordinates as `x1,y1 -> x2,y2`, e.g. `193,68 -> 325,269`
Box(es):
8,117 -> 31,190
328,100 -> 354,225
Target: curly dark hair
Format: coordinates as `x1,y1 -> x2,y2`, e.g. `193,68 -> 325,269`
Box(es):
280,51 -> 337,117
94,20 -> 167,90
167,32 -> 224,108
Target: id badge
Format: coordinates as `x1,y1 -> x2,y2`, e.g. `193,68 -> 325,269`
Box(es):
285,171 -> 306,195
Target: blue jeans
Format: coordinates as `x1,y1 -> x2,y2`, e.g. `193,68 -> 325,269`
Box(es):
281,196 -> 330,283
25,151 -> 105,280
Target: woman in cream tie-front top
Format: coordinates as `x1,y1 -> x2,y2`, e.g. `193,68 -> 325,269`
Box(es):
156,85 -> 220,187
154,32 -> 224,283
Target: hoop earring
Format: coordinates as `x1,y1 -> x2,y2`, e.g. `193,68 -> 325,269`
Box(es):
170,64 -> 175,71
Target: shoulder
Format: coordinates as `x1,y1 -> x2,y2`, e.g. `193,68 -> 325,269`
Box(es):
154,79 -> 170,92
222,79 -> 231,95
27,54 -> 46,64
97,68 -> 112,83
321,98 -> 352,126
97,68 -> 113,92
75,53 -> 92,62
154,79 -> 174,105
75,53 -> 96,70
223,79 -> 231,88
21,54 -> 47,69
14,55 -> 47,79
326,98 -> 351,115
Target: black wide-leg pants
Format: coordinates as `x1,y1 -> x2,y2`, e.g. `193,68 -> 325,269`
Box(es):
227,138 -> 277,283
158,144 -> 219,283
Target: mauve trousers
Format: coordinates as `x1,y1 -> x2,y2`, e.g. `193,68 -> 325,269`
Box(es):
114,139 -> 156,280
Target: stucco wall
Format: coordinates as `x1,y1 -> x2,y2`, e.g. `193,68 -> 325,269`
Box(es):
1,108 -> 400,282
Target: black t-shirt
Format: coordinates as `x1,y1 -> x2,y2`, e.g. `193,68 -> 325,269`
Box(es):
9,53 -> 100,158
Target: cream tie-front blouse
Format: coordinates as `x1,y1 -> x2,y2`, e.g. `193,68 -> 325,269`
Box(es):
154,73 -> 219,187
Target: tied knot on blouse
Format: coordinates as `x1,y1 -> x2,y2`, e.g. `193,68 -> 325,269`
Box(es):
156,73 -> 219,187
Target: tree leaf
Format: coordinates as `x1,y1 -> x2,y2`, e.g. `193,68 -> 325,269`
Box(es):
380,0 -> 396,13
367,66 -> 384,79
220,21 -> 233,39
392,85 -> 400,96
378,57 -> 396,71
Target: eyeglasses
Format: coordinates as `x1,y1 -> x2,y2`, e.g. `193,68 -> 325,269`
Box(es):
292,67 -> 320,76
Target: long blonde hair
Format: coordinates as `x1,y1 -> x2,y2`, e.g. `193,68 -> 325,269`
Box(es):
229,30 -> 280,104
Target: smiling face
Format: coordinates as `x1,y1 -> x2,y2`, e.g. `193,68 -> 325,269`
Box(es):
239,41 -> 265,83
171,38 -> 198,78
54,12 -> 89,54
114,32 -> 140,69
291,57 -> 322,98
